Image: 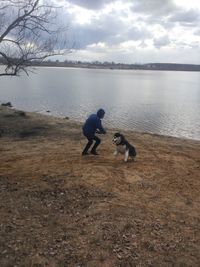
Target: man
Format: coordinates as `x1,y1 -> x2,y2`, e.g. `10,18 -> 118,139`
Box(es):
82,109 -> 106,156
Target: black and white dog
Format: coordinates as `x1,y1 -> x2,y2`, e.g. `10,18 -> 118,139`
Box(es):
112,133 -> 136,162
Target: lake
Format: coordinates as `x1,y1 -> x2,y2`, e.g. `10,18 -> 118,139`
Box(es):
1,67 -> 200,140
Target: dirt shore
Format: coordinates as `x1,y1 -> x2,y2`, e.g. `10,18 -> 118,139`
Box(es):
0,106 -> 200,267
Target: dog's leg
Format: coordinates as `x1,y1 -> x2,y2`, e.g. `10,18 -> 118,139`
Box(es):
113,149 -> 119,156
124,150 -> 129,162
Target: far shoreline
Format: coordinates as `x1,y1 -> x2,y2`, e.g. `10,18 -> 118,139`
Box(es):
28,64 -> 200,73
1,62 -> 200,72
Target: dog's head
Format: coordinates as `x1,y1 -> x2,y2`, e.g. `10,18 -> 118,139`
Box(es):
112,132 -> 125,145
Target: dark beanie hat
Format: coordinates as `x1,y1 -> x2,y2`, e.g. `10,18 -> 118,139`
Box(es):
97,108 -> 105,118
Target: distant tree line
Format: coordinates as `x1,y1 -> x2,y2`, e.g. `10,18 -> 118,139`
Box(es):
1,57 -> 199,72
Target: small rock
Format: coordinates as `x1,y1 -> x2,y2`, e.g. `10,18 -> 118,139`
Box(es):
117,254 -> 122,259
49,251 -> 56,256
64,116 -> 69,120
1,102 -> 12,107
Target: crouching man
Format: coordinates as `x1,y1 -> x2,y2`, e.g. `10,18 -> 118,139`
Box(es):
82,109 -> 106,156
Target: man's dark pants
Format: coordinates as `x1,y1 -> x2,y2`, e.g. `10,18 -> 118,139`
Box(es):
82,134 -> 101,154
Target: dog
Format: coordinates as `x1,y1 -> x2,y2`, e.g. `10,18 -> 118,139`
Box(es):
112,133 -> 136,162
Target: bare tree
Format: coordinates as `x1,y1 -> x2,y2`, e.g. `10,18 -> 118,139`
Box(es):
0,0 -> 69,76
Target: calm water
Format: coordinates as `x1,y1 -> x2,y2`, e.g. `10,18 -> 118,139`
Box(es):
1,67 -> 200,140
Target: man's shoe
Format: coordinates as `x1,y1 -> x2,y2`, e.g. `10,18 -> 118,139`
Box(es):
82,151 -> 89,156
91,150 -> 99,155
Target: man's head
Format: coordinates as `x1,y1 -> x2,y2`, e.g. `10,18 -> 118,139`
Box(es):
97,108 -> 105,119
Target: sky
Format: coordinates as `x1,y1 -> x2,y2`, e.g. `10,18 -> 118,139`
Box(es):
55,0 -> 200,64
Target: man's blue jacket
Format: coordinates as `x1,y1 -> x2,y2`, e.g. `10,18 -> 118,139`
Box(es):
82,110 -> 106,138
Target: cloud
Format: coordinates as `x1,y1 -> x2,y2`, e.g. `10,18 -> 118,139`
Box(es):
131,0 -> 176,16
194,28 -> 200,36
127,26 -> 152,41
68,7 -> 139,48
153,35 -> 171,48
55,0 -> 200,64
168,8 -> 200,24
64,3 -> 154,49
66,0 -> 114,10
64,41 -> 200,64
71,19 -> 154,49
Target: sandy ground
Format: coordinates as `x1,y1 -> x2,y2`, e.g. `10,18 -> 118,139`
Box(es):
0,106 -> 200,267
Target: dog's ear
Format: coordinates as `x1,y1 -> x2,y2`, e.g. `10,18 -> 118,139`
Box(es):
120,134 -> 125,142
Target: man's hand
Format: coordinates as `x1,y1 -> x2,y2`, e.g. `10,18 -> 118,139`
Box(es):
96,129 -> 107,134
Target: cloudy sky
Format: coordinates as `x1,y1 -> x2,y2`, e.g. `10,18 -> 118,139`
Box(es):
56,0 -> 200,64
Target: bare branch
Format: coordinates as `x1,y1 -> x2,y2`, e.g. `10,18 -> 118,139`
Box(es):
0,0 -> 71,76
